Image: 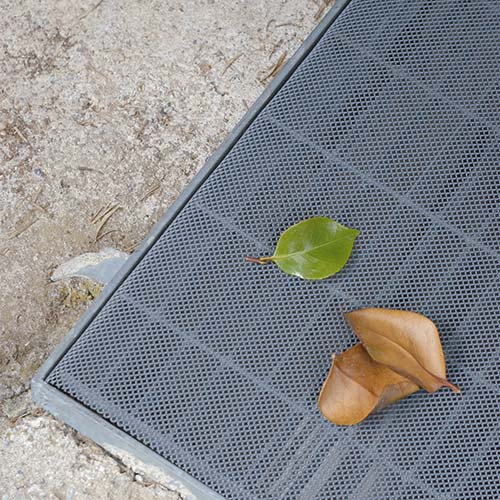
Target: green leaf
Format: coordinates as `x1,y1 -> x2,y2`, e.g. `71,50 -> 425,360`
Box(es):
246,216 -> 359,280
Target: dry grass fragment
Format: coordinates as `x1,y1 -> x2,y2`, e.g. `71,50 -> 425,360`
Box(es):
314,0 -> 335,21
139,182 -> 161,201
258,51 -> 288,83
78,0 -> 105,21
93,205 -> 121,242
90,201 -> 114,224
222,53 -> 242,76
29,185 -> 48,213
124,242 -> 138,253
5,218 -> 38,240
13,127 -> 28,142
95,229 -> 118,242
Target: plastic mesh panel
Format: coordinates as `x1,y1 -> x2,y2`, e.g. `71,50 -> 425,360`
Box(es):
47,1 -> 500,498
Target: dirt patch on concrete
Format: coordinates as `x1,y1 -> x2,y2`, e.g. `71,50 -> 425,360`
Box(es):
0,0 -> 330,496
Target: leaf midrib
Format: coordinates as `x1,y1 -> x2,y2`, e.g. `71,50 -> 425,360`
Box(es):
273,233 -> 357,261
354,322 -> 459,393
360,326 -> 441,384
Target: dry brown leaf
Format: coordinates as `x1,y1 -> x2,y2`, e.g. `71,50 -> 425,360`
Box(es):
345,308 -> 460,394
318,344 -> 419,425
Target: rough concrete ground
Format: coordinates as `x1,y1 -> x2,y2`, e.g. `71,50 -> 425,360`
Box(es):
0,0 -> 332,497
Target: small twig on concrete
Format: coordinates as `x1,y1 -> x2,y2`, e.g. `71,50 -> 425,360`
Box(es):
222,53 -> 242,76
0,247 -> 10,257
211,82 -> 228,96
76,120 -> 99,128
266,18 -> 277,32
95,229 -> 118,242
78,166 -> 104,174
30,203 -> 48,214
18,187 -> 47,214
124,242 -> 138,253
13,127 -> 28,142
275,19 -> 304,28
78,0 -> 105,21
314,0 -> 335,21
1,392 -> 45,424
258,51 -> 288,83
140,183 -> 161,201
6,218 -> 38,240
90,201 -> 114,224
28,185 -> 49,213
32,185 -> 42,205
90,206 -> 107,224
10,411 -> 31,424
268,39 -> 284,60
94,205 -> 121,242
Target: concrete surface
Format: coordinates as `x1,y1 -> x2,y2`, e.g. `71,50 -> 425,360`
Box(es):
0,0 -> 332,497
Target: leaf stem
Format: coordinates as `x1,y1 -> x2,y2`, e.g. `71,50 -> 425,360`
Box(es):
245,256 -> 274,265
435,375 -> 461,394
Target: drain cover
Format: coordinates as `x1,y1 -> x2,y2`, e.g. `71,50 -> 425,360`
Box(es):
34,1 -> 500,499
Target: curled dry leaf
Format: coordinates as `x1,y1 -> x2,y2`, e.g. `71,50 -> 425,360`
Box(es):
318,344 -> 419,425
319,308 -> 460,426
345,308 -> 460,394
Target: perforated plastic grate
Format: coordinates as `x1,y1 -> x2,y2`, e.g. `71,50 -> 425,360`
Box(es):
47,1 -> 500,499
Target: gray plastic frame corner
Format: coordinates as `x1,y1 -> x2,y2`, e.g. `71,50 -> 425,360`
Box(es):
32,2 -> 351,499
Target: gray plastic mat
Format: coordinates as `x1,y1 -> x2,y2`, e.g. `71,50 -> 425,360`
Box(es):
37,1 -> 500,499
